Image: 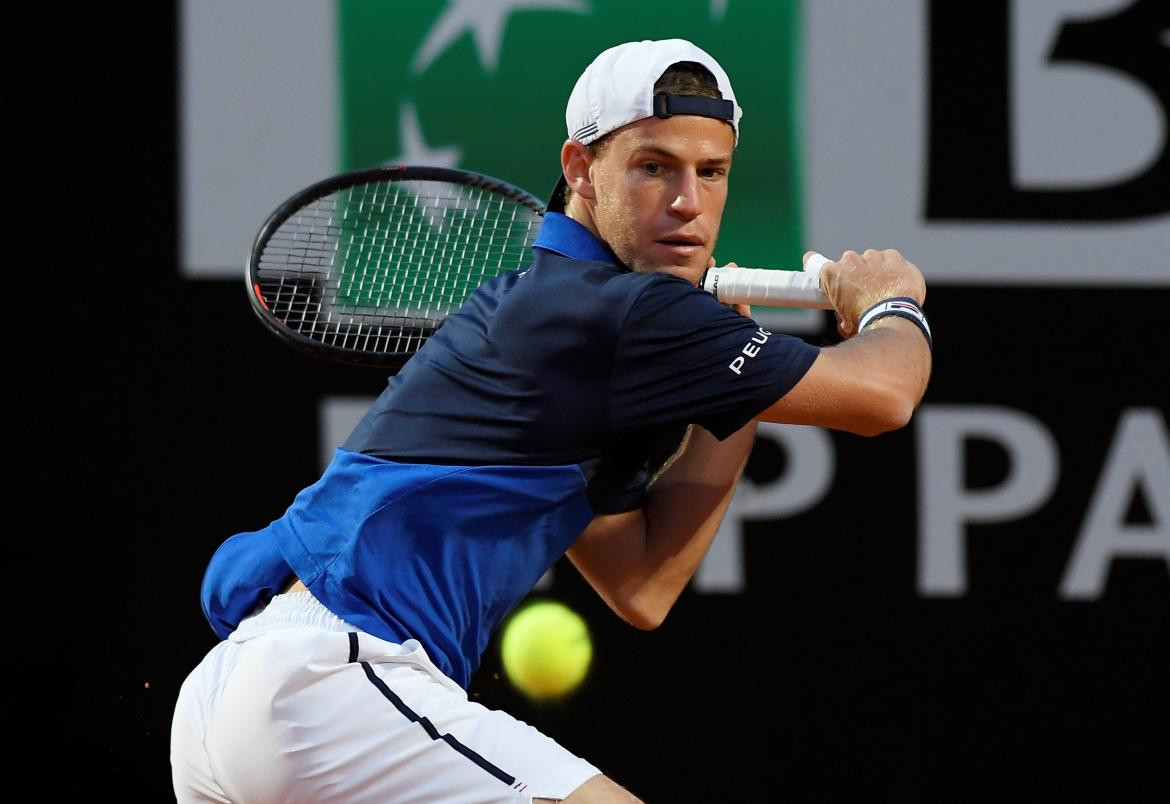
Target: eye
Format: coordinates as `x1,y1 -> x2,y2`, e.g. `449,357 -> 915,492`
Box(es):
700,167 -> 727,180
643,162 -> 663,175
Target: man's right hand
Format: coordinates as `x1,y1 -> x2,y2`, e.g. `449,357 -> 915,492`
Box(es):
759,248 -> 932,436
811,249 -> 927,339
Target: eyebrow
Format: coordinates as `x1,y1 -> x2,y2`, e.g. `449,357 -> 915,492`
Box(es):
629,145 -> 733,166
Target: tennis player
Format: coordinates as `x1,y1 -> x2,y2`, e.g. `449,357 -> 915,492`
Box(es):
172,39 -> 931,803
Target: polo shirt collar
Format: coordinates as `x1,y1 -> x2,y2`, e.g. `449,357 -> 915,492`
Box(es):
533,212 -> 619,265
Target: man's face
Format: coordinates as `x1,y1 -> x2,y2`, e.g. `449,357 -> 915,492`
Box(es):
588,115 -> 734,283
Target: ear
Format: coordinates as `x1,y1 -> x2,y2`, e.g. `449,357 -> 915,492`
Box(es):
560,139 -> 597,201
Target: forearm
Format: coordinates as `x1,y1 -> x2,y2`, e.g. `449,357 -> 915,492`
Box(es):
631,421 -> 757,619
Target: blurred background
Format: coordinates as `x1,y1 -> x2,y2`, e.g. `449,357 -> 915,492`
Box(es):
71,1 -> 1166,801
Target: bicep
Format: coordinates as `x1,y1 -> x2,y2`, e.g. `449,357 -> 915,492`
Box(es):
758,322 -> 929,435
756,350 -> 856,428
610,280 -> 819,438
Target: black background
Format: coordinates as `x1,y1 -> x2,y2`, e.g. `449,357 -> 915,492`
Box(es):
59,3 -> 1168,801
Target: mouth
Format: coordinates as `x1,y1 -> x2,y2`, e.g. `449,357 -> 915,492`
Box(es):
655,235 -> 705,257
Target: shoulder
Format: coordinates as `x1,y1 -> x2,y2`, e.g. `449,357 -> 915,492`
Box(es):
527,248 -> 635,285
520,249 -> 665,312
620,271 -> 741,328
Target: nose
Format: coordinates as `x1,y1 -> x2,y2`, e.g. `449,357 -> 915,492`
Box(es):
668,169 -> 701,220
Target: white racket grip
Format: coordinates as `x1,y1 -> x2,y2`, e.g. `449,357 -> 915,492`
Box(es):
701,266 -> 832,309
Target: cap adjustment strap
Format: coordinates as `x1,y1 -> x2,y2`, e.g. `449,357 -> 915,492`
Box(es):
652,94 -> 734,122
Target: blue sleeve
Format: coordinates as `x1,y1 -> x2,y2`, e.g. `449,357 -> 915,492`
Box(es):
609,276 -> 821,440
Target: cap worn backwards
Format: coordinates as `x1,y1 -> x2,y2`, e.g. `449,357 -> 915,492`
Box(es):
565,38 -> 742,145
549,39 -> 742,211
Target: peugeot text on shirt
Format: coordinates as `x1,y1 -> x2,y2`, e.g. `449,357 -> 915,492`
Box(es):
728,326 -> 772,375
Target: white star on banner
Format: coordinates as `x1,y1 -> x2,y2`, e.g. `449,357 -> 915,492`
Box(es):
388,101 -> 462,169
412,0 -> 590,74
385,102 -> 465,232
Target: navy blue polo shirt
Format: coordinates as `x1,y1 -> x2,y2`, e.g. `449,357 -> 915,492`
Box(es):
201,213 -> 819,688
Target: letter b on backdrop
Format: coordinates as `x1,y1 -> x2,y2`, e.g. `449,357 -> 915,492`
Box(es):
927,0 -> 1169,221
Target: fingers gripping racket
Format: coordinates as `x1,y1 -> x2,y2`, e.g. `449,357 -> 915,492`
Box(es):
247,165 -> 831,369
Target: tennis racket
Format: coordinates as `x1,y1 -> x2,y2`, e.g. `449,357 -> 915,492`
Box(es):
246,165 -> 545,369
246,165 -> 831,369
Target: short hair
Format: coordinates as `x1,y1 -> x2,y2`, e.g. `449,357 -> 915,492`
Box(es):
563,61 -> 724,205
652,60 -> 723,102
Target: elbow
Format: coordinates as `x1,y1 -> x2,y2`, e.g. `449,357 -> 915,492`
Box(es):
619,599 -> 668,631
876,397 -> 917,435
855,390 -> 918,437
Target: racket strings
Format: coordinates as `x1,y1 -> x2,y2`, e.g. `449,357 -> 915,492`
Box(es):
256,179 -> 542,356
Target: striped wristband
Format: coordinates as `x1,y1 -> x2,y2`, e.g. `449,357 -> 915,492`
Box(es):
858,297 -> 932,349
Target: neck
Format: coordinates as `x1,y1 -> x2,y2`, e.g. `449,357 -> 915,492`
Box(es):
564,195 -> 602,241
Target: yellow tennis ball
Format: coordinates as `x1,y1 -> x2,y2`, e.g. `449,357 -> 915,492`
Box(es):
500,600 -> 592,700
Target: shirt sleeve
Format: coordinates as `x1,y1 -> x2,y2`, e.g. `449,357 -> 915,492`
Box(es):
609,275 -> 821,440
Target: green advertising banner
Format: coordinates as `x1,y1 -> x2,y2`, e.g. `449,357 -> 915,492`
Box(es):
337,0 -> 803,274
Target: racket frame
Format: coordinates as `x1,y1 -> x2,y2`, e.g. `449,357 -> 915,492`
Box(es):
245,164 -> 546,368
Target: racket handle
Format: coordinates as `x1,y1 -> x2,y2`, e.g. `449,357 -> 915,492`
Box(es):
701,266 -> 832,309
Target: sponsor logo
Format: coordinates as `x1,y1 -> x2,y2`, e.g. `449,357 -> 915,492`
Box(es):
728,326 -> 772,375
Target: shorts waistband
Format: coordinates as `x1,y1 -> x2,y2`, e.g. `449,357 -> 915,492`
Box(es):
230,591 -> 357,641
226,591 -> 467,697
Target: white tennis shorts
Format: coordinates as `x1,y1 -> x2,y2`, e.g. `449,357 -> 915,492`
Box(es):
171,591 -> 601,803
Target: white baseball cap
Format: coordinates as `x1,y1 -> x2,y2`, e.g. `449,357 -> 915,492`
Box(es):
549,39 -> 742,211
